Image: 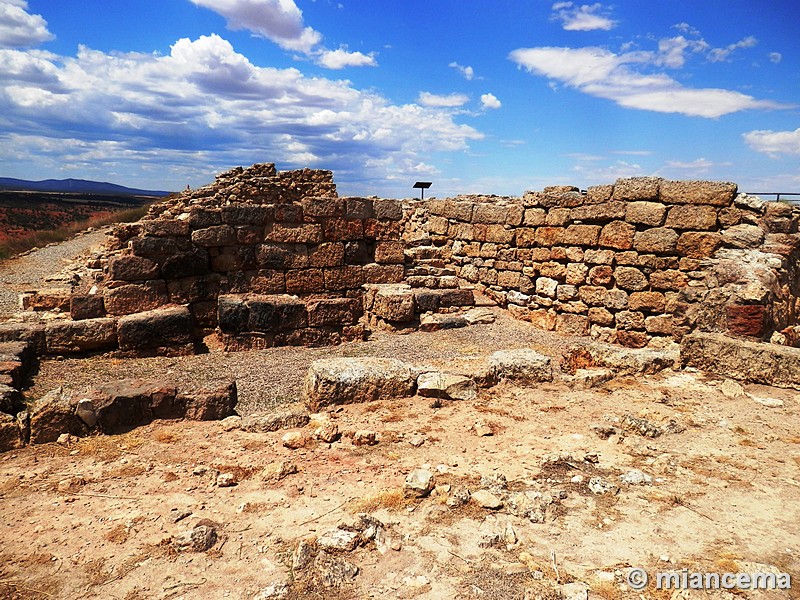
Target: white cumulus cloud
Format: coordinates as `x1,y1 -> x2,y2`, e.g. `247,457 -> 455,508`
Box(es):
418,91 -> 470,108
0,0 -> 53,48
769,52 -> 782,64
190,0 -> 377,69
509,45 -> 788,118
551,2 -> 616,31
0,34 -> 483,192
190,0 -> 321,53
317,48 -> 377,69
743,127 -> 800,155
480,93 -> 501,110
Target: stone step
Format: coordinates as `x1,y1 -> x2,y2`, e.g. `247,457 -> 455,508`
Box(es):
363,283 -> 476,323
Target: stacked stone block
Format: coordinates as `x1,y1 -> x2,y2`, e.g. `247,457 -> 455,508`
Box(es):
430,178 -> 799,347
63,163 -> 405,353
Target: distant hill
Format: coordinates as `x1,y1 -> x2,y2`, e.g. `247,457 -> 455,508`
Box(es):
0,177 -> 171,197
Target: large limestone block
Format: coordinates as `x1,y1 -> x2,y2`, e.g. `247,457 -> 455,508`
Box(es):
117,306 -> 192,351
565,342 -> 676,375
29,388 -> 85,444
104,280 -> 169,315
681,331 -> 800,388
45,318 -> 118,354
659,180 -> 737,206
303,358 -> 416,410
370,285 -> 415,322
612,177 -> 661,201
489,349 -> 552,383
417,371 -> 477,400
108,255 -> 160,281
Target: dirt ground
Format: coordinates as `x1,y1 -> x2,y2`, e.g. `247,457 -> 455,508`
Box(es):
1,235 -> 799,600
1,333 -> 799,600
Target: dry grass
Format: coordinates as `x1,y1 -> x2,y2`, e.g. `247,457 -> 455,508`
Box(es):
591,580 -> 622,600
76,431 -> 147,461
348,488 -> 412,513
152,430 -> 179,444
0,204 -> 152,260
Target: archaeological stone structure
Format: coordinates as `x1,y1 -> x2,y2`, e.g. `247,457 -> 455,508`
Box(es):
4,162 -> 799,357
1,162 -> 799,450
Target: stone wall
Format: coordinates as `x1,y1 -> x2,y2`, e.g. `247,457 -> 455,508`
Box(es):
66,163 -> 407,352
416,178 -> 800,347
12,166 -> 800,355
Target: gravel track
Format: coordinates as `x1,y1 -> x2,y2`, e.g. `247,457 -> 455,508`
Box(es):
0,227 -> 110,317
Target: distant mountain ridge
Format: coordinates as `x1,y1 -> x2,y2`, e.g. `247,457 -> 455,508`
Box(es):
0,177 -> 171,197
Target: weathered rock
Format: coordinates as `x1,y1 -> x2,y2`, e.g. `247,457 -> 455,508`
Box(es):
659,179 -> 736,206
721,224 -> 765,249
681,331 -> 800,388
242,407 -> 309,432
489,349 -> 552,383
565,342 -> 675,375
418,313 -> 468,331
75,398 -> 98,428
313,552 -> 359,588
620,414 -> 663,438
404,468 -> 434,497
172,524 -> 217,552
216,472 -> 237,487
587,476 -> 618,495
178,380 -> 237,420
352,430 -> 377,446
303,358 -> 416,411
0,413 -> 22,452
45,318 -> 118,354
462,307 -> 497,325
29,388 -> 85,444
416,371 -> 477,401
369,284 -> 415,322
282,431 -> 309,449
317,529 -> 359,552
620,469 -> 653,485
314,421 -> 339,442
108,255 -> 160,281
471,489 -> 503,509
116,306 -> 193,352
104,281 -> 169,315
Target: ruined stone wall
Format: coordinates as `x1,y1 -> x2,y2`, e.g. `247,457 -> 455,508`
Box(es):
417,178 -> 800,347
17,167 -> 800,356
65,163 -> 406,353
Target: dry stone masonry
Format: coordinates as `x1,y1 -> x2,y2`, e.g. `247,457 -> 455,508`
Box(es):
419,179 -> 799,347
6,165 -> 800,354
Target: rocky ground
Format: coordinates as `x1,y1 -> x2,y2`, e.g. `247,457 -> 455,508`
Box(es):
1,233 -> 799,600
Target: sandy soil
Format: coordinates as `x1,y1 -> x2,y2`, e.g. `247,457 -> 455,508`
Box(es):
1,351 -> 798,600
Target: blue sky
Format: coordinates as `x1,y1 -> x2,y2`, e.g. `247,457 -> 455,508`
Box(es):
0,0 -> 798,197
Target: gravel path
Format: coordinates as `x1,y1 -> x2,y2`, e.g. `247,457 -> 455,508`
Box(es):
0,228 -> 110,317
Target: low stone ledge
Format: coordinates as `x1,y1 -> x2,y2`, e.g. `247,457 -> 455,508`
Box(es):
0,323 -> 46,355
563,342 -> 677,376
117,306 -> 193,351
489,349 -> 553,383
45,317 -> 118,354
303,358 -> 416,411
27,378 -> 237,444
680,331 -> 800,388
